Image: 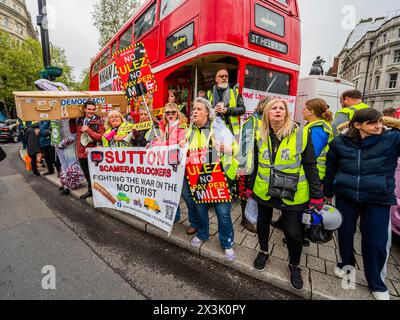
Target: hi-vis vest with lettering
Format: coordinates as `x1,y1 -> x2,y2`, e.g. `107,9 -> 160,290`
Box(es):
336,103 -> 369,121
304,119 -> 333,180
102,122 -> 132,147
239,116 -> 262,175
253,126 -> 310,206
185,121 -> 239,182
207,88 -> 241,137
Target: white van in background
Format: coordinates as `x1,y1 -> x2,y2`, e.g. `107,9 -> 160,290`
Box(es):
294,76 -> 354,124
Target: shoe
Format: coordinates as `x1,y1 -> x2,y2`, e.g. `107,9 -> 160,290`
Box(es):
372,291 -> 390,300
186,227 -> 197,235
254,252 -> 269,271
33,171 -> 40,176
271,217 -> 283,230
303,239 -> 310,247
59,186 -> 65,191
241,217 -> 257,233
225,248 -> 236,261
80,191 -> 93,200
191,236 -> 204,248
289,265 -> 303,290
60,188 -> 70,196
43,171 -> 54,176
333,266 -> 347,278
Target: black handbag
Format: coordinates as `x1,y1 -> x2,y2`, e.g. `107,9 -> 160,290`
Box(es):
0,146 -> 6,162
268,168 -> 299,202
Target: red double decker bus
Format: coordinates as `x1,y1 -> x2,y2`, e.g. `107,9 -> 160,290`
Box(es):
89,0 -> 301,118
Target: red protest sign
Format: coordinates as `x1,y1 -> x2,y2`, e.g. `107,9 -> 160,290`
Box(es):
186,159 -> 231,204
113,42 -> 157,102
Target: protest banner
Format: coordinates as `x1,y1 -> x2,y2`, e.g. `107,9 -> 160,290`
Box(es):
88,146 -> 186,234
113,42 -> 158,103
186,148 -> 231,204
242,87 -> 296,119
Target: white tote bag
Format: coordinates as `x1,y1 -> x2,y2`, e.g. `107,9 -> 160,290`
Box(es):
244,197 -> 258,224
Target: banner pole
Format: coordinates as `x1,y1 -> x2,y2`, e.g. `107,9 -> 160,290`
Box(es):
141,94 -> 160,139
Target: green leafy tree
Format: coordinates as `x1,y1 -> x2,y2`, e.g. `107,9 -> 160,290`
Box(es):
92,0 -> 143,47
73,68 -> 90,91
0,31 -> 78,117
50,44 -> 76,89
0,32 -> 43,118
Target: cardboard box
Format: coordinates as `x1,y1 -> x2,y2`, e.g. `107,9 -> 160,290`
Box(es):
13,91 -> 129,121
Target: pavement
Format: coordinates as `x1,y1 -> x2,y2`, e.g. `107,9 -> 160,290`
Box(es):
19,148 -> 400,300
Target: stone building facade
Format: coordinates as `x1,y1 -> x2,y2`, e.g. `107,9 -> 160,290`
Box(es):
337,13 -> 400,111
0,0 -> 36,41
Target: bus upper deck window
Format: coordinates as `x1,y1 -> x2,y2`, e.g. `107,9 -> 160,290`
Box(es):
160,0 -> 183,20
134,2 -> 156,40
119,26 -> 133,51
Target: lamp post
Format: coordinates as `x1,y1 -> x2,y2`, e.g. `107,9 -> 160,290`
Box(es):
37,0 -> 51,69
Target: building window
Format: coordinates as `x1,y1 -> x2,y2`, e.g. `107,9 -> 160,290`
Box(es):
378,54 -> 383,67
2,16 -> 8,28
394,50 -> 400,63
375,76 -> 380,90
389,73 -> 398,89
398,29 -> 400,38
383,34 -> 387,43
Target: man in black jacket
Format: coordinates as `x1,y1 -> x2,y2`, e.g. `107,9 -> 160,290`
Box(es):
25,123 -> 41,176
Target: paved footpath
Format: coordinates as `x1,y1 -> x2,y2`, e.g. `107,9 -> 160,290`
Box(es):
20,149 -> 400,300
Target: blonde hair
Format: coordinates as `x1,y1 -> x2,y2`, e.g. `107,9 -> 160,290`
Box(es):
139,106 -> 159,124
105,110 -> 126,130
163,103 -> 188,125
261,99 -> 297,141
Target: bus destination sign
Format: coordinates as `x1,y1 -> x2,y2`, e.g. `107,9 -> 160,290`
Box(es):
249,32 -> 288,54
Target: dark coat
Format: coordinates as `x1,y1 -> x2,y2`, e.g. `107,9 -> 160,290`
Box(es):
25,126 -> 40,156
39,121 -> 51,148
323,129 -> 400,205
0,146 -> 6,162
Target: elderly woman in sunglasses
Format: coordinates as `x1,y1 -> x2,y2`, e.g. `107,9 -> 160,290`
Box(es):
152,103 -> 188,148
150,103 -> 188,224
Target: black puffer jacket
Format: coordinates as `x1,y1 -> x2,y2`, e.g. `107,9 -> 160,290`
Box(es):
323,129 -> 400,205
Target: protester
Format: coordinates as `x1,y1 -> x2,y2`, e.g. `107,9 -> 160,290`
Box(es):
152,103 -> 188,147
102,110 -> 133,147
168,89 -> 186,116
324,108 -> 400,300
271,98 -> 333,239
132,107 -> 159,147
207,68 -> 245,140
332,90 -> 369,135
382,107 -> 396,118
39,121 -> 60,176
25,123 -> 41,176
250,99 -> 323,290
183,97 -> 239,261
237,98 -> 271,233
151,103 -> 188,223
70,100 -> 105,200
56,120 -> 84,196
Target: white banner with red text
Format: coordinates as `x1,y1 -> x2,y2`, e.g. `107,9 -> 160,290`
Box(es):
88,146 -> 187,234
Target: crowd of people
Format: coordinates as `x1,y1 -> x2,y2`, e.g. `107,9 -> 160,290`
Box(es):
21,68 -> 400,300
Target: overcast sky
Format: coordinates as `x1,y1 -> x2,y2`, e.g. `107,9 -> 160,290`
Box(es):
25,0 -> 400,81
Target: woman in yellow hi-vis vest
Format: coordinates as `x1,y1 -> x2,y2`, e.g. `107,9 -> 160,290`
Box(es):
182,97 -> 239,261
102,110 -> 134,148
250,99 -> 324,290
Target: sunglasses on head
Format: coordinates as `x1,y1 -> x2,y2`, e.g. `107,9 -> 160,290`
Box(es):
165,111 -> 177,116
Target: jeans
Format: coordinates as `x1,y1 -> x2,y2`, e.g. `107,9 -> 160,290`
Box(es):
196,202 -> 234,250
181,177 -> 200,229
174,206 -> 181,223
335,196 -> 391,292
